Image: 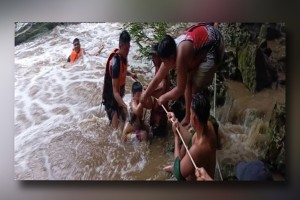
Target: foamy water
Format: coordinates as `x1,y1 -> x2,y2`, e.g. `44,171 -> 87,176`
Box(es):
14,23 -> 172,180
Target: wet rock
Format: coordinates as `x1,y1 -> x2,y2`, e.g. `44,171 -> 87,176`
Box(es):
255,41 -> 278,92
15,23 -> 79,46
219,51 -> 243,82
262,103 -> 285,176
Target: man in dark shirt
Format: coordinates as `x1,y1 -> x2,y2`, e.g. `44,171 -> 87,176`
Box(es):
103,30 -> 136,129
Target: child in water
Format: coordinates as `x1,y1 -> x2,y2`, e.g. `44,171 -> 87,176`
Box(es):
122,81 -> 150,142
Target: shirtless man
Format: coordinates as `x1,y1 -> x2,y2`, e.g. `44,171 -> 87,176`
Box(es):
164,93 -> 217,180
122,82 -> 152,142
141,23 -> 224,127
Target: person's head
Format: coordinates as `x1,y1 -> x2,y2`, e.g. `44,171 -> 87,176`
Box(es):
157,35 -> 177,68
190,93 -> 210,127
149,43 -> 161,68
236,160 -> 273,181
73,38 -> 81,53
132,81 -> 143,100
119,30 -> 131,58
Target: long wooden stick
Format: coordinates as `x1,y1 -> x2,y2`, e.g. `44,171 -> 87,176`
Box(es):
154,98 -> 197,169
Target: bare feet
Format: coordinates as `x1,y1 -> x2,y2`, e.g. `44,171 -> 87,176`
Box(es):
163,165 -> 173,173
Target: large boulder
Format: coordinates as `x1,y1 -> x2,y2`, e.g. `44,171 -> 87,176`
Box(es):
255,41 -> 278,92
261,103 -> 286,176
15,23 -> 78,46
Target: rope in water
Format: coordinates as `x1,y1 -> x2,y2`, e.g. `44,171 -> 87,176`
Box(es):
155,98 -> 198,169
213,73 -> 223,181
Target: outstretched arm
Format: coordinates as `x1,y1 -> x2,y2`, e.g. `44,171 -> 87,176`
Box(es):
140,62 -> 170,105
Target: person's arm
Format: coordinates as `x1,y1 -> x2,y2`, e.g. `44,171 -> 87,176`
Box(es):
152,77 -> 168,97
167,112 -> 191,146
127,70 -> 137,79
111,56 -> 127,109
140,62 -> 170,105
158,42 -> 193,105
178,145 -> 200,179
131,100 -> 144,117
67,55 -> 70,63
112,79 -> 127,109
81,48 -> 85,55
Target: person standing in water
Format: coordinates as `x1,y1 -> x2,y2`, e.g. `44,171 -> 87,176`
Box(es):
102,30 -> 137,129
148,43 -> 169,136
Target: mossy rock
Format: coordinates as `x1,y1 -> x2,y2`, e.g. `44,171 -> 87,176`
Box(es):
238,44 -> 257,92
261,103 -> 285,176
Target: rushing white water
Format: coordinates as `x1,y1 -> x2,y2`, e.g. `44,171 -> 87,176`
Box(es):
14,23 -> 172,180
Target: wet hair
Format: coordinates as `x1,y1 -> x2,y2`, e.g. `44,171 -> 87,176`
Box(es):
119,30 -> 131,46
191,93 -> 210,124
157,35 -> 177,59
149,43 -> 159,55
73,38 -> 80,44
132,81 -> 143,95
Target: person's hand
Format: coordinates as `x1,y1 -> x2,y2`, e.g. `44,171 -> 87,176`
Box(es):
131,72 -> 137,79
143,84 -> 148,91
195,167 -> 213,181
167,112 -> 176,122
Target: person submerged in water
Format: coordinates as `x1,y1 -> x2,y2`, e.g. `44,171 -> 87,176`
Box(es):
122,81 -> 152,143
164,92 -> 217,180
67,38 -> 85,64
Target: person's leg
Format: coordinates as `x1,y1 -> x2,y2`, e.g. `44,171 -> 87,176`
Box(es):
122,121 -> 135,142
181,74 -> 192,127
111,111 -> 119,129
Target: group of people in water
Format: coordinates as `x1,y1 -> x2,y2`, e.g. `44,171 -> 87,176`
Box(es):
67,23 -> 274,181
67,23 -> 224,181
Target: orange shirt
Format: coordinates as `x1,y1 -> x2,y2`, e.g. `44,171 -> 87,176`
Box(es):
70,48 -> 83,64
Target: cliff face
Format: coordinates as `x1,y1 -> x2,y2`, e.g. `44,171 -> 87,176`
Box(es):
218,23 -> 285,93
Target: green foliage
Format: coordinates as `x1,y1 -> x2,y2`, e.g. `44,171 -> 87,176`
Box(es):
124,22 -> 190,58
124,22 -> 169,58
219,23 -> 252,49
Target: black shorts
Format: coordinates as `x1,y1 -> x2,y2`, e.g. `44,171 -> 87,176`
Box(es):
104,101 -> 126,124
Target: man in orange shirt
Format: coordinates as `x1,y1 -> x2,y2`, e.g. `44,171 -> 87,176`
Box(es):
67,38 -> 85,64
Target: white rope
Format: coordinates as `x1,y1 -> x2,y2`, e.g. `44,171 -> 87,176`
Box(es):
213,73 -> 223,181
